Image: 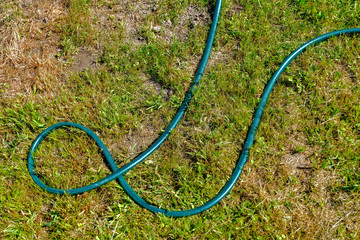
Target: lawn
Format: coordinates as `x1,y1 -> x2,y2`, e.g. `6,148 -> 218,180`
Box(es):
0,0 -> 359,239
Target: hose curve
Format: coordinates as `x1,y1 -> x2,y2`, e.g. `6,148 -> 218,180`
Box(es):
27,0 -> 360,217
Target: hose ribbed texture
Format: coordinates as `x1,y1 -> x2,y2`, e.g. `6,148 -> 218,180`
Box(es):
27,0 -> 360,217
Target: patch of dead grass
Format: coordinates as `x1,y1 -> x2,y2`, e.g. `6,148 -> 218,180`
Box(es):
92,1 -> 211,46
0,0 -> 67,97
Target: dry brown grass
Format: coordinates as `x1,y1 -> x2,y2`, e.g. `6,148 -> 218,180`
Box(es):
0,0 -> 67,97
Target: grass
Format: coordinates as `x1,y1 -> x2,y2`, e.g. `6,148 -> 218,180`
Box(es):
0,0 -> 359,239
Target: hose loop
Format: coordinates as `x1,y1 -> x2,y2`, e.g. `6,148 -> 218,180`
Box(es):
27,0 -> 360,217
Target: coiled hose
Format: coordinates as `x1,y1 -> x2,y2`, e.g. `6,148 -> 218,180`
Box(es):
27,0 -> 360,217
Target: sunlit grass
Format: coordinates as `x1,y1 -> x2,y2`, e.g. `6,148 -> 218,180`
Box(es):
1,0 -> 359,239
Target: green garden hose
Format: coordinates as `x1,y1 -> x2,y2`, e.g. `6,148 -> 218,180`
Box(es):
27,0 -> 360,217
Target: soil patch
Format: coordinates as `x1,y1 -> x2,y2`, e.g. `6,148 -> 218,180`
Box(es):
109,124 -> 159,161
143,78 -> 174,100
69,49 -> 100,73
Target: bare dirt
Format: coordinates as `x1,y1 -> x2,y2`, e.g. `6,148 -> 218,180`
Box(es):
108,123 -> 159,162
69,48 -> 100,73
143,77 -> 173,100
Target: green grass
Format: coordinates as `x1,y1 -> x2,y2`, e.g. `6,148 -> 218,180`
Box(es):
1,0 -> 360,239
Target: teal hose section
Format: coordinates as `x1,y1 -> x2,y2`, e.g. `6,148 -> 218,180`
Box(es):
27,0 -> 360,217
